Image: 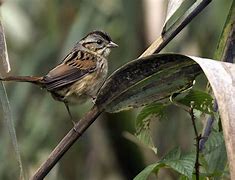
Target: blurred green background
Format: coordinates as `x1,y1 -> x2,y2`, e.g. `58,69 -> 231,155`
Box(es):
0,0 -> 232,179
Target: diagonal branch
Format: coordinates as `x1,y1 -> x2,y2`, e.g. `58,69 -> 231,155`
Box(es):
31,106 -> 102,180
139,0 -> 212,57
31,0 -> 212,179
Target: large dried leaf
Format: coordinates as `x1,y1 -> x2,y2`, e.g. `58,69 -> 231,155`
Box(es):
190,56 -> 235,177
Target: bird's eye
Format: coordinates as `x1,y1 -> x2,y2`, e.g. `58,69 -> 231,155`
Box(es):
97,39 -> 102,45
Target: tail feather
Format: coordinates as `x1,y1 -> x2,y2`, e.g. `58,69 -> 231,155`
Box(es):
0,76 -> 44,86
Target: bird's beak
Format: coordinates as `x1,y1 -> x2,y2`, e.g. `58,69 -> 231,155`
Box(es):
107,41 -> 118,48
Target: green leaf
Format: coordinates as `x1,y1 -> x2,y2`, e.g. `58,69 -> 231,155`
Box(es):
176,89 -> 214,114
162,147 -> 181,160
165,153 -> 195,177
134,148 -> 195,180
135,103 -> 166,153
214,0 -> 235,61
162,148 -> 195,178
136,129 -> 157,154
204,132 -> 224,153
179,175 -> 189,180
203,132 -> 227,176
136,103 -> 166,129
96,54 -> 202,113
133,164 -> 158,180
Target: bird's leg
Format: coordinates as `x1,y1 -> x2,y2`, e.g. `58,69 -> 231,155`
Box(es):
64,102 -> 76,127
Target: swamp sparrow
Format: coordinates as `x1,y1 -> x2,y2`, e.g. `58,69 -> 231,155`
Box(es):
0,30 -> 118,119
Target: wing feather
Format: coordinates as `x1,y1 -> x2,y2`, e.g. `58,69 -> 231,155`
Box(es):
43,51 -> 97,91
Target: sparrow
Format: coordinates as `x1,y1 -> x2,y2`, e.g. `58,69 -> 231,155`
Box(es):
0,30 -> 118,120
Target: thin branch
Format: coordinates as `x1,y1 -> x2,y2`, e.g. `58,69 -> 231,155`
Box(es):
31,1 -> 212,179
189,106 -> 201,180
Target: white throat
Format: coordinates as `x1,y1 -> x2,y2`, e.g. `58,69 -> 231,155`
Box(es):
97,47 -> 111,57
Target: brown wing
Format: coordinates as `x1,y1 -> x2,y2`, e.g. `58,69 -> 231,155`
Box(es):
43,51 -> 97,91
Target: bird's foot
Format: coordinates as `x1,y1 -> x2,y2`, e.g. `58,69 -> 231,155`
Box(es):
71,119 -> 79,132
91,95 -> 97,104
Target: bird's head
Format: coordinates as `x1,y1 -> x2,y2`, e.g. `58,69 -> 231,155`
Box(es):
80,30 -> 118,57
